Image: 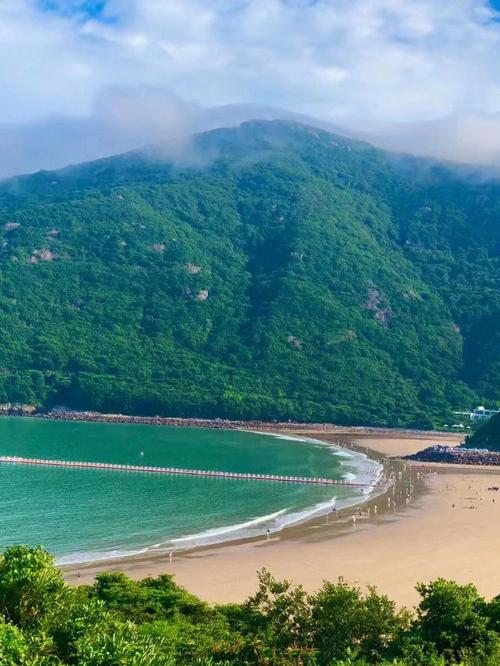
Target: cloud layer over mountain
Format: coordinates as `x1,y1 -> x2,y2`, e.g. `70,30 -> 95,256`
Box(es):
2,0 -> 500,175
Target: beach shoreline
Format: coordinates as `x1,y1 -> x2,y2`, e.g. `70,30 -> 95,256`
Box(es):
62,427 -> 492,608
57,432 -> 391,567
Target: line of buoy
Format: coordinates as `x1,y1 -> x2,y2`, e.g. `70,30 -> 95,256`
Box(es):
0,456 -> 383,488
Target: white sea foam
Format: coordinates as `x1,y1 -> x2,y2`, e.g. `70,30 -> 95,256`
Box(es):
166,508 -> 289,545
153,499 -> 341,551
263,433 -> 307,441
248,430 -> 386,503
57,547 -> 151,566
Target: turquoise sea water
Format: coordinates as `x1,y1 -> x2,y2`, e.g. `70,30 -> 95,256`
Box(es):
0,418 -> 381,563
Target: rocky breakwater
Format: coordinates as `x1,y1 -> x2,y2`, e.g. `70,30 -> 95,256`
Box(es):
40,410 -> 341,432
404,445 -> 500,466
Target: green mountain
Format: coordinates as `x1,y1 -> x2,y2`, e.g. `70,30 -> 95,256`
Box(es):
467,414 -> 500,449
0,119 -> 499,426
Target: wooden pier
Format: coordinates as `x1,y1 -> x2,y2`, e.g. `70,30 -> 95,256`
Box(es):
0,456 -> 384,488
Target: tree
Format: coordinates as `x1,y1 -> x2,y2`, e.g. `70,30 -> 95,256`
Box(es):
359,586 -> 410,661
0,621 -> 30,665
309,581 -> 408,664
413,579 -> 497,662
73,618 -> 174,665
0,545 -> 66,628
245,569 -> 315,663
309,580 -> 364,664
92,572 -> 211,623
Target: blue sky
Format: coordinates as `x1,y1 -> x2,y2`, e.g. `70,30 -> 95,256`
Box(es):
38,1 -> 107,17
38,0 -> 500,20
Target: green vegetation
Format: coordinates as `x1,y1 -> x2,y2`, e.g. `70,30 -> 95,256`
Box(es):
466,413 -> 500,450
0,119 -> 499,426
2,545 -> 500,664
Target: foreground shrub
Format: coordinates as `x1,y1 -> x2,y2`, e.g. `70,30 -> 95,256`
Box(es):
1,547 -> 500,665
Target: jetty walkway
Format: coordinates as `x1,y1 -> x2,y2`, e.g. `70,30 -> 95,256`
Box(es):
0,456 -> 384,488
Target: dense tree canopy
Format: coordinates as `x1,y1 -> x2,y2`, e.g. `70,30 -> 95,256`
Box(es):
2,546 -> 500,664
466,413 -> 500,450
0,120 -> 499,426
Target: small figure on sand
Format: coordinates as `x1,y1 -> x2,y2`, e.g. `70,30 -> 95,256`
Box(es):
266,528 -> 271,540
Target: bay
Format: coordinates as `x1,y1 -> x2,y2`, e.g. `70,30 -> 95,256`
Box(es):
0,418 -> 379,563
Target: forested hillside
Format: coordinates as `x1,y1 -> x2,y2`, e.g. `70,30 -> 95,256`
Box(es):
0,120 -> 499,426
467,414 -> 500,450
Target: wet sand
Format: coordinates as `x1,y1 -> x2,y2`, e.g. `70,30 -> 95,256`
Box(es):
62,429 -> 500,608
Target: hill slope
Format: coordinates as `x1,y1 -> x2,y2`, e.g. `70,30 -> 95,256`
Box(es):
0,120 -> 499,426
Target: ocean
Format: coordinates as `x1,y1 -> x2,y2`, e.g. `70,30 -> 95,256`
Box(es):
0,418 -> 381,564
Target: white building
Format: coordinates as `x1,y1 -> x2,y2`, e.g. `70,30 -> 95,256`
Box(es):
453,406 -> 500,422
470,406 -> 500,421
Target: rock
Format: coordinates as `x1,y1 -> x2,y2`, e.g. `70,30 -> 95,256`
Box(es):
287,335 -> 303,349
39,249 -> 55,261
365,287 -> 392,324
404,445 -> 500,466
151,243 -> 166,252
4,222 -> 20,232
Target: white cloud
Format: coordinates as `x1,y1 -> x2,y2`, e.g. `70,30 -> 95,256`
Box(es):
2,0 -> 500,172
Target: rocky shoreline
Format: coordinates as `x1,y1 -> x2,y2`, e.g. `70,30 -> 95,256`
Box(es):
0,406 -> 340,432
404,444 -> 500,466
0,404 -> 458,438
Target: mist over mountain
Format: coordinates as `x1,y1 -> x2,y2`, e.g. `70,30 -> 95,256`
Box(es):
3,87 -> 500,182
0,120 -> 499,426
0,88 -> 351,179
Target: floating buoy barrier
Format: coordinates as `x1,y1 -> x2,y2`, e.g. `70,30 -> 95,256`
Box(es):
0,456 -> 385,488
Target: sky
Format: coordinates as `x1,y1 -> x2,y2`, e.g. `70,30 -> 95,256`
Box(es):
2,0 -> 500,175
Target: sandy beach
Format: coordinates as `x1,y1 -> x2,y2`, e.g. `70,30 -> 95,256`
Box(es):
62,428 -> 500,608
